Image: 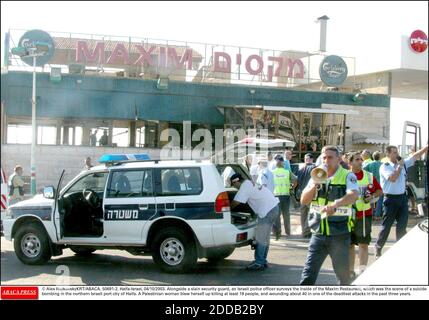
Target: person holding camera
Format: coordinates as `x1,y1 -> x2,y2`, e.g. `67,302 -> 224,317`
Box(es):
375,144 -> 428,259
8,165 -> 25,205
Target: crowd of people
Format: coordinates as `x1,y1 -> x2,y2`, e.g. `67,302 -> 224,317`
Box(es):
229,143 -> 428,284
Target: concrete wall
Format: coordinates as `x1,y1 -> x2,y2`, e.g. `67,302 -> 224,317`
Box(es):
322,103 -> 390,152
1,144 -> 162,193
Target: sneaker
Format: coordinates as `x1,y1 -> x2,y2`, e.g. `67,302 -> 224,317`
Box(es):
246,262 -> 266,271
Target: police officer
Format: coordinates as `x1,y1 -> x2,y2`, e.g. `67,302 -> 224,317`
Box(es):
375,144 -> 429,258
300,146 -> 359,285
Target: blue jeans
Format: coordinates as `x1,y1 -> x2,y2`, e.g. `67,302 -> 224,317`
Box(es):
375,194 -> 408,250
300,233 -> 351,285
273,195 -> 291,236
255,205 -> 280,265
373,195 -> 384,218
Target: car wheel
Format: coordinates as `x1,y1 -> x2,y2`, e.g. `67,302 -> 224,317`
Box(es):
152,227 -> 197,273
14,223 -> 52,265
70,246 -> 96,256
206,247 -> 235,262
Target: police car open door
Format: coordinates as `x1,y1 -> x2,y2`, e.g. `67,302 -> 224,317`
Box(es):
103,168 -> 157,242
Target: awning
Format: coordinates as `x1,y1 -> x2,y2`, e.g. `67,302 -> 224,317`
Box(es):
352,132 -> 389,145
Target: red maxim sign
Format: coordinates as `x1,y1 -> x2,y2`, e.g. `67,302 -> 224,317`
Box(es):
409,30 -> 428,53
1,286 -> 39,300
75,41 -> 305,81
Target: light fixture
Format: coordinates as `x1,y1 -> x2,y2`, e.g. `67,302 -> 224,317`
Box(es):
249,89 -> 256,94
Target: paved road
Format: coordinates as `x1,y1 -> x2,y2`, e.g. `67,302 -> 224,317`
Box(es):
1,211 -> 424,286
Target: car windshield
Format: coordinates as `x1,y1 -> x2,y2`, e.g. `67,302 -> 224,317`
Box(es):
63,171 -> 108,196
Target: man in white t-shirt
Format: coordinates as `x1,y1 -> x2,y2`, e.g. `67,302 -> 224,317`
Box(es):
230,173 -> 280,271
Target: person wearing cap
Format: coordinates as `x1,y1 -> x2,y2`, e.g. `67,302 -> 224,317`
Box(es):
256,157 -> 275,193
271,156 -> 297,240
230,173 -> 280,271
296,153 -> 316,238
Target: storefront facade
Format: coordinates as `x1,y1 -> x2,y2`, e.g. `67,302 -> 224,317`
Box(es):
1,70 -> 390,162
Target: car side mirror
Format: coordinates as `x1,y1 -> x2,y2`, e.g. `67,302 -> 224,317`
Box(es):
43,186 -> 55,199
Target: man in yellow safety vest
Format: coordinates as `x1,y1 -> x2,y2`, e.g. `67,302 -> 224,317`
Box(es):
272,156 -> 297,240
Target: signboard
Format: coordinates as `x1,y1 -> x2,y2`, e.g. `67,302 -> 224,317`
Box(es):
17,29 -> 55,66
6,29 -> 356,88
50,67 -> 62,82
319,55 -> 348,87
73,40 -> 306,82
409,30 -> 428,53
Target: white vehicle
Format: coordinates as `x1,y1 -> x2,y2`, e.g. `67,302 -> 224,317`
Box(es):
1,167 -> 9,236
3,154 -> 257,273
353,219 -> 428,285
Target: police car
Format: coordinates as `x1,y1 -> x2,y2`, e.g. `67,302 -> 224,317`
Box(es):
2,154 -> 257,273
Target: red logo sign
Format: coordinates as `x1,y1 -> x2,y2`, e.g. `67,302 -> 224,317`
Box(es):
409,30 -> 428,53
1,286 -> 39,300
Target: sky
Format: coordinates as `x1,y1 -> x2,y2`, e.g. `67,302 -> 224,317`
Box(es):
1,1 -> 428,145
